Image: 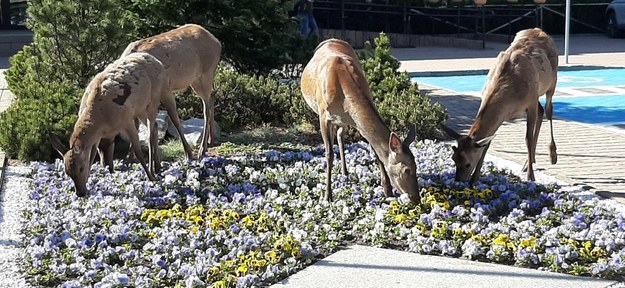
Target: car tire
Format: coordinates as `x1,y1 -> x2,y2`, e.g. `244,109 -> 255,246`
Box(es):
606,12 -> 624,38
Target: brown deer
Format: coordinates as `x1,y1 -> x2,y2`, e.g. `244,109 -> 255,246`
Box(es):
301,38 -> 420,204
443,28 -> 558,184
51,53 -> 167,197
75,80 -> 145,173
121,24 -> 222,159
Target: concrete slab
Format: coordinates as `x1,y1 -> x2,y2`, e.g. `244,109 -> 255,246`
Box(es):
273,245 -> 620,288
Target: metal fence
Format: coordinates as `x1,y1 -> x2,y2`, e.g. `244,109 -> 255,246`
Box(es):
312,0 -> 609,38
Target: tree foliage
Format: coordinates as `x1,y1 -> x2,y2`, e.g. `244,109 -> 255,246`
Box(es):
123,0 -> 308,75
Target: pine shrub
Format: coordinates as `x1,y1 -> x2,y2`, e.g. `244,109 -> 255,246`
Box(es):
358,32 -> 447,140
0,0 -> 138,162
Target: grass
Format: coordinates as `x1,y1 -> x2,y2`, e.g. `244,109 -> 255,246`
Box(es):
160,124 -> 324,160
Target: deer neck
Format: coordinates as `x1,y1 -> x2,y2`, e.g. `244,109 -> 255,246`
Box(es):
69,118 -> 99,151
352,101 -> 392,165
468,101 -> 506,140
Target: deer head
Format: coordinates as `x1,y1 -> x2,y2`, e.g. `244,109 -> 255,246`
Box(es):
386,126 -> 419,203
51,135 -> 93,197
443,126 -> 494,183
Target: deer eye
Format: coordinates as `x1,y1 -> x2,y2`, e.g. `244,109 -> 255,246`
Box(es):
465,163 -> 471,168
79,167 -> 84,173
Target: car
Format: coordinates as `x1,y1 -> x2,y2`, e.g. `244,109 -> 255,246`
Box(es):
606,0 -> 625,38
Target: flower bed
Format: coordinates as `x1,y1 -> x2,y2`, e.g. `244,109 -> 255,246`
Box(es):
21,140 -> 625,287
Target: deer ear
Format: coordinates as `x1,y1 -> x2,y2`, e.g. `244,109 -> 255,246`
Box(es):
49,134 -> 69,157
403,124 -> 417,147
474,135 -> 495,147
389,132 -> 403,153
442,125 -> 462,140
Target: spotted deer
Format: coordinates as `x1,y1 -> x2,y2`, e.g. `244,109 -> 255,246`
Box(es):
121,24 -> 222,159
301,38 -> 420,204
444,28 -> 559,184
51,53 -> 167,197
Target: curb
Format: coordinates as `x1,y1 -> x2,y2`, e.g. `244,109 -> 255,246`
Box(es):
0,153 -> 5,193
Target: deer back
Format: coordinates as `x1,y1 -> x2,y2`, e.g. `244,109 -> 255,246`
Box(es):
505,28 -> 558,95
121,24 -> 222,91
479,28 -> 558,123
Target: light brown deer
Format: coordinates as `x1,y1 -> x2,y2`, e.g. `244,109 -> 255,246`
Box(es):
121,24 -> 222,159
74,79 -> 145,174
51,52 -> 166,197
301,38 -> 420,204
443,28 -> 558,184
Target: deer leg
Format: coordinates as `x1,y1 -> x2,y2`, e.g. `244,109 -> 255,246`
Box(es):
99,138 -> 115,173
146,118 -> 160,175
469,144 -> 489,186
125,119 -> 142,164
522,102 -> 544,172
125,124 -> 156,181
162,92 -> 193,160
373,152 -> 393,197
525,105 -> 538,181
192,74 -> 217,158
546,88 -> 558,164
336,126 -> 348,176
89,142 -> 99,168
319,114 -> 334,202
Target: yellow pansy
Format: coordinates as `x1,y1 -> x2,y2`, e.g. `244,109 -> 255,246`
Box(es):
393,214 -> 408,224
213,280 -> 227,288
265,251 -> 277,263
237,263 -> 248,275
591,247 -> 603,257
292,247 -> 301,258
520,236 -> 536,248
493,234 -> 510,246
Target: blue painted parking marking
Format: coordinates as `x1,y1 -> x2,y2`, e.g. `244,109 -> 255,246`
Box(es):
411,68 -> 625,126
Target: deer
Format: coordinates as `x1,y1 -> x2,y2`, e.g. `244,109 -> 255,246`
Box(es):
120,24 -> 222,159
443,28 -> 558,185
51,52 -> 167,197
300,38 -> 420,204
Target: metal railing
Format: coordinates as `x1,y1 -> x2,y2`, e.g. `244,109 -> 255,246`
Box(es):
313,1 -> 608,39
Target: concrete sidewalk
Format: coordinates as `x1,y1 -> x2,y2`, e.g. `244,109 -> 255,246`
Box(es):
272,245 -> 620,288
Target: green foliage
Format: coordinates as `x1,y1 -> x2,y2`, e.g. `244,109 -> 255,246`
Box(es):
0,0 -> 139,161
359,32 -> 447,140
123,0 -> 308,75
0,82 -> 79,162
175,66 -> 294,131
283,79 -> 318,127
21,0 -> 138,88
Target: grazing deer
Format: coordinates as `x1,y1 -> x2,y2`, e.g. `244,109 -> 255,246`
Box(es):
75,79 -> 145,173
121,24 -> 222,159
51,52 -> 167,197
301,38 -> 420,204
443,28 -> 558,184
